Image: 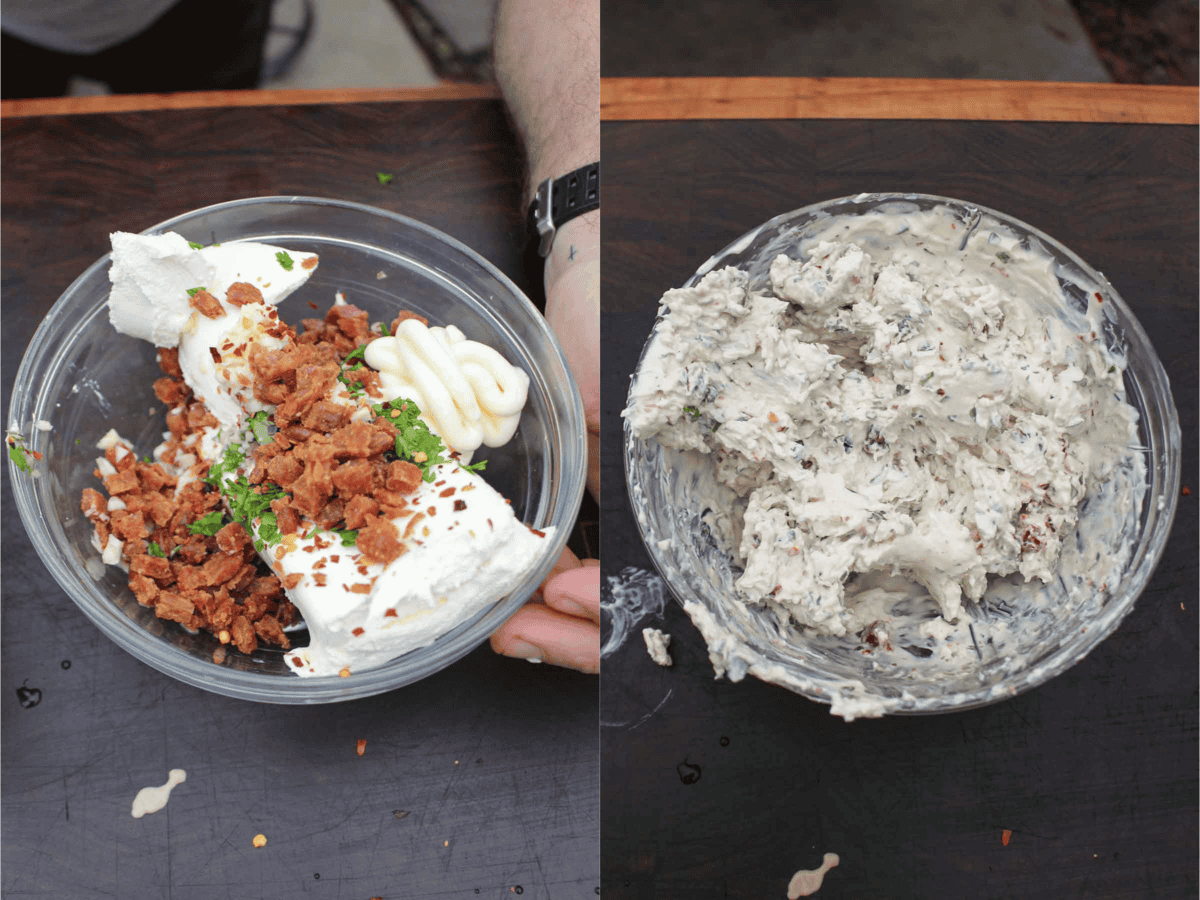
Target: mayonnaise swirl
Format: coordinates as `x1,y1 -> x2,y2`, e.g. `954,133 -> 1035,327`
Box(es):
364,319 -> 529,454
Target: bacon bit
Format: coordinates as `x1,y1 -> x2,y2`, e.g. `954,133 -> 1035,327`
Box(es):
301,255 -> 319,270
252,834 -> 267,848
338,666 -> 351,678
1001,829 -> 1012,846
454,499 -> 467,512
1183,485 -> 1191,496
403,512 -> 426,539
330,555 -> 340,563
352,626 -> 366,636
767,412 -> 778,423
384,608 -> 398,617
292,656 -> 303,666
439,487 -> 456,498
350,584 -> 371,594
188,289 -> 224,319
282,573 -> 303,589
356,738 -> 367,756
212,646 -> 227,664
1094,291 -> 1103,304
218,629 -> 231,644
427,505 -> 437,517
313,573 -> 327,586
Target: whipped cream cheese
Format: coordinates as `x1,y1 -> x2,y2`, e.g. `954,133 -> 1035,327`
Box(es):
263,461 -> 549,677
107,232 -> 549,676
625,204 -> 1144,714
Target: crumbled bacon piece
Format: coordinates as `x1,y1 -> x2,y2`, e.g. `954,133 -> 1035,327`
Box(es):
225,281 -> 264,307
188,289 -> 224,319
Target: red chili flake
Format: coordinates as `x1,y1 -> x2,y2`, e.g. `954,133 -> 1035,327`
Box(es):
439,487 -> 456,498
1001,829 -> 1012,846
487,518 -> 493,530
427,506 -> 437,517
1094,292 -> 1103,304
352,627 -> 365,636
308,301 -> 318,309
384,608 -> 398,618
209,347 -> 222,363
530,528 -> 546,538
1183,485 -> 1192,496
356,738 -> 367,756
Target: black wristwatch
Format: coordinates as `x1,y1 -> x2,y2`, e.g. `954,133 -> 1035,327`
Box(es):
526,161 -> 600,258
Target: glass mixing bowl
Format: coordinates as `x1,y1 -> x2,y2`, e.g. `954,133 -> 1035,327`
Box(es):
624,193 -> 1180,718
9,196 -> 586,703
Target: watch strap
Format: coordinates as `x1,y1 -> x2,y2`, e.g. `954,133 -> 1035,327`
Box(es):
527,161 -> 600,257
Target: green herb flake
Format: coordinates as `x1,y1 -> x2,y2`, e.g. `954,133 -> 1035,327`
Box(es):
369,397 -> 449,482
276,251 -> 294,271
920,372 -> 934,386
188,511 -> 226,536
377,172 -> 395,186
246,410 -> 272,444
7,439 -> 30,474
378,321 -> 391,336
996,251 -> 1012,264
682,405 -> 701,420
337,529 -> 359,547
188,241 -> 204,250
147,542 -> 166,558
186,286 -> 207,298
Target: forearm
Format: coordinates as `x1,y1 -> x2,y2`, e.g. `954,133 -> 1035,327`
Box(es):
494,0 -> 599,206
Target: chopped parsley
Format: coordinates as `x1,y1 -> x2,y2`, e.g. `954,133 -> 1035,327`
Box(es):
188,510 -> 226,536
996,251 -> 1012,264
200,441 -> 288,551
369,397 -> 485,482
7,436 -> 30,473
337,343 -> 369,399
376,172 -> 395,186
186,287 -> 207,298
336,529 -> 359,547
246,409 -> 272,444
276,251 -> 294,271
188,241 -> 204,250
378,321 -> 391,336
683,405 -> 701,420
920,372 -> 934,385
147,542 -> 166,558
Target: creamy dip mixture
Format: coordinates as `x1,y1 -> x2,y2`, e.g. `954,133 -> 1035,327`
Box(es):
625,205 -> 1143,709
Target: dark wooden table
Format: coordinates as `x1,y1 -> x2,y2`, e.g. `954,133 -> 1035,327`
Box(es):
600,110 -> 1197,898
2,93 -> 598,898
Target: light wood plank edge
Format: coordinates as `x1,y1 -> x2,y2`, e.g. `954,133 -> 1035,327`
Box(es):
601,77 -> 1199,125
1,84 -> 502,118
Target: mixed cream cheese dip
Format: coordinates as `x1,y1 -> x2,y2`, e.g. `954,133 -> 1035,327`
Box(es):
105,231 -> 550,677
625,202 -> 1145,715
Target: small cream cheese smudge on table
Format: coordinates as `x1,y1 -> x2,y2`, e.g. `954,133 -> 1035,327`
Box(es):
601,567 -> 668,658
131,769 -> 186,818
787,852 -> 839,898
642,627 -> 673,666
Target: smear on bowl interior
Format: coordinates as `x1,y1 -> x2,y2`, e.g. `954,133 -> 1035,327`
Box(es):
83,232 -> 552,677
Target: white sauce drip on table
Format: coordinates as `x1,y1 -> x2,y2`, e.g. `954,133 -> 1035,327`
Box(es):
131,769 -> 186,818
787,852 -> 839,898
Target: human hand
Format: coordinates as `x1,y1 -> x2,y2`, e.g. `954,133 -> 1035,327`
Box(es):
543,210 -> 600,501
491,544 -> 600,673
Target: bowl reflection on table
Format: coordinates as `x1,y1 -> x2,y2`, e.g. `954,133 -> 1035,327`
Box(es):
9,196 -> 586,704
624,193 -> 1180,718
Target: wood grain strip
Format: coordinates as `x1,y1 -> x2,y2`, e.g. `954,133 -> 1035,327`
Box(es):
601,77 -> 1199,124
0,84 -> 501,118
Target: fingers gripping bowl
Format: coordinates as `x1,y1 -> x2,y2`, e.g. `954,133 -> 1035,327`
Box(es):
623,193 -> 1179,719
9,197 -> 586,703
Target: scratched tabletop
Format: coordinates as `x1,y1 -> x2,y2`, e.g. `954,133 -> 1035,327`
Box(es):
600,118 -> 1198,899
1,98 -> 598,899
